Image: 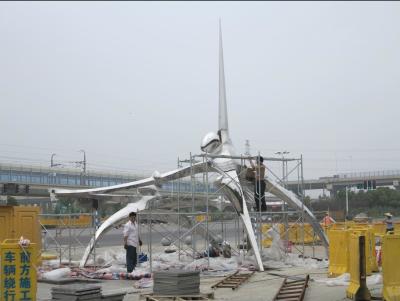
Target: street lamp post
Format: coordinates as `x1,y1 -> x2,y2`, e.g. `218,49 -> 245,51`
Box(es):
79,150 -> 86,174
275,151 -> 290,185
50,153 -> 62,168
78,150 -> 87,186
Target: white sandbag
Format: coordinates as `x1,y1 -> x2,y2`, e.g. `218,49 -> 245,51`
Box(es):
41,267 -> 71,281
367,274 -> 382,286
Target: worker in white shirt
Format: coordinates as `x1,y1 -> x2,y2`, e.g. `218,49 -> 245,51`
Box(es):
123,212 -> 142,272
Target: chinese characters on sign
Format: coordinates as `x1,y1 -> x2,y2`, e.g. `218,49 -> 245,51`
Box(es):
0,242 -> 36,301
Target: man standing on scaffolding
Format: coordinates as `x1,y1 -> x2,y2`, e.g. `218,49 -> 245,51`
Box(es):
249,155 -> 267,212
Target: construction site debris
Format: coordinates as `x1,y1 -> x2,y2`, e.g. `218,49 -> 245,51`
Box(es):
315,273 -> 382,287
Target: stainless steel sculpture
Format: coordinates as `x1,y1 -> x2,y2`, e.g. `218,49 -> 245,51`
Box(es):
51,25 -> 328,271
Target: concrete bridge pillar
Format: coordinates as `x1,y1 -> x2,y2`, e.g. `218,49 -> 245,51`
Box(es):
326,184 -> 337,198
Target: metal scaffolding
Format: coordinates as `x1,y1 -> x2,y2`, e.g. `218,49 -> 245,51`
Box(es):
39,212 -> 97,266
135,152 -> 322,272
41,152 -> 323,271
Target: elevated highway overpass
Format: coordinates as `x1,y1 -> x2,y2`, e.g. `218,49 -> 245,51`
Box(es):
2,162 -> 400,199
0,162 -> 217,199
286,170 -> 400,195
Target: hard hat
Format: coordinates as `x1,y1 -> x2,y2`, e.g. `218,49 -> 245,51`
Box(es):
384,213 -> 392,217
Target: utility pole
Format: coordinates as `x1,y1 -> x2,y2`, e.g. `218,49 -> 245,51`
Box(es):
80,150 -> 86,174
345,186 -> 349,218
245,140 -> 250,156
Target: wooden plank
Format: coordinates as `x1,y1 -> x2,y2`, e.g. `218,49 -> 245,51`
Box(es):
141,292 -> 213,301
298,275 -> 310,301
281,287 -> 302,292
277,292 -> 302,298
272,274 -> 309,301
272,278 -> 288,301
211,271 -> 239,288
211,271 -> 254,290
146,297 -> 161,301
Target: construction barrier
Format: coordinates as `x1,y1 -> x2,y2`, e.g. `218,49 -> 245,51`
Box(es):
39,215 -> 93,228
330,221 -> 355,230
195,215 -> 211,222
261,223 -> 284,248
351,225 -> 378,274
261,220 -> 396,250
328,228 -> 349,277
346,233 -> 371,301
372,223 -> 387,236
297,224 -> 316,244
261,223 -> 321,247
0,239 -> 37,301
382,234 -> 400,301
0,206 -> 41,265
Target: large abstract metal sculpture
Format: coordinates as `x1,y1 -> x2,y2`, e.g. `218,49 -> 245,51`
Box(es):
51,25 -> 328,271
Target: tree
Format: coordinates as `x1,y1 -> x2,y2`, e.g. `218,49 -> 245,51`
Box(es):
303,196 -> 312,208
6,196 -> 19,206
311,187 -> 398,215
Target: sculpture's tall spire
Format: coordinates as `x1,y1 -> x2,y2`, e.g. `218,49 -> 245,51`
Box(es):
219,20 -> 229,141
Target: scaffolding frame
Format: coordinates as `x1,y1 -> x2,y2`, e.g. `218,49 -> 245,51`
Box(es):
39,212 -> 97,266
135,152 -> 321,272
41,152 -> 322,271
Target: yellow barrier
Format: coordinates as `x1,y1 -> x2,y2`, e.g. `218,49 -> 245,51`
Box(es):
261,223 -> 272,247
41,252 -> 58,260
372,223 -> 386,236
195,215 -> 212,222
39,215 -> 92,228
300,224 -> 316,244
262,224 -> 284,248
346,233 -> 371,300
347,232 -> 361,299
261,223 -> 321,246
350,225 -> 378,274
382,234 -> 400,301
328,229 -> 349,277
0,239 -> 37,301
0,206 -> 42,266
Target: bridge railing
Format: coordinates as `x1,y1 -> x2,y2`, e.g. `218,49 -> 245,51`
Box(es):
337,170 -> 400,179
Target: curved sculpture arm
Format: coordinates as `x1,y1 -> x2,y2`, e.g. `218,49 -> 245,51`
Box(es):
264,178 -> 329,252
50,161 -> 214,198
79,196 -> 156,267
207,166 -> 264,271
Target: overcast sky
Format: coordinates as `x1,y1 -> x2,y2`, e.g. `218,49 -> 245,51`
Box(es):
1,1 -> 400,180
